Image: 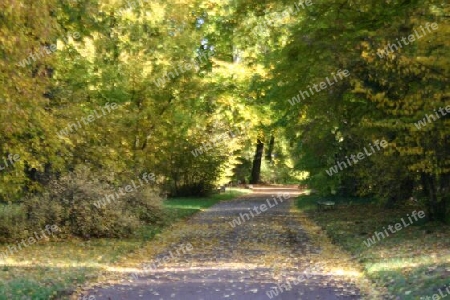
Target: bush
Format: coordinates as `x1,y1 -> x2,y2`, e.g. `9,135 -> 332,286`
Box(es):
120,186 -> 167,225
23,166 -> 165,238
174,182 -> 216,197
0,204 -> 28,242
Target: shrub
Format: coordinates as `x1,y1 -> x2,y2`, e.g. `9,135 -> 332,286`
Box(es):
0,204 -> 28,242
174,182 -> 216,197
120,186 -> 167,225
23,166 -> 164,238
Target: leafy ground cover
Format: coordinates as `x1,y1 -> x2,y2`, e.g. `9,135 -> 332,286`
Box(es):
296,194 -> 450,299
78,187 -> 377,299
0,188 -> 250,299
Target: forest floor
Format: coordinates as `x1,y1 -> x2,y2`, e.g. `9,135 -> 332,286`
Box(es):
75,187 -> 383,300
297,194 -> 450,300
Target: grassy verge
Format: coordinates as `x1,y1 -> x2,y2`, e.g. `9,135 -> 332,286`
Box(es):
0,188 -> 251,299
165,188 -> 251,212
296,194 -> 450,300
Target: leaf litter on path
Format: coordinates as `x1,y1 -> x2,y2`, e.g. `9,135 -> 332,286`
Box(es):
75,188 -> 383,299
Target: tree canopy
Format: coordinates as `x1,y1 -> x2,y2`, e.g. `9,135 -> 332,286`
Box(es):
0,0 -> 449,220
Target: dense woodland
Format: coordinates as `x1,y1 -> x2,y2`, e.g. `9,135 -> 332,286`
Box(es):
0,0 -> 449,237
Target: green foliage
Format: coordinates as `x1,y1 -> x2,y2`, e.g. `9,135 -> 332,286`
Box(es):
0,277 -> 65,300
238,0 -> 450,219
0,204 -> 28,242
0,0 -> 448,231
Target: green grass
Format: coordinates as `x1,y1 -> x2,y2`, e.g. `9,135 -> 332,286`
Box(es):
0,229 -> 164,299
164,188 -> 251,215
296,194 -> 450,299
0,188 -> 251,299
295,193 -> 375,211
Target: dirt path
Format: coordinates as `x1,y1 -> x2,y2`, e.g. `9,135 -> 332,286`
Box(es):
81,187 -> 363,299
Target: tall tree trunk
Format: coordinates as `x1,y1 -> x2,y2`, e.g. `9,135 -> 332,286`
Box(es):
265,135 -> 275,162
250,139 -> 264,184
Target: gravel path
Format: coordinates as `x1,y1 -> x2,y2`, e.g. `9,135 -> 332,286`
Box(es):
83,187 -> 362,300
